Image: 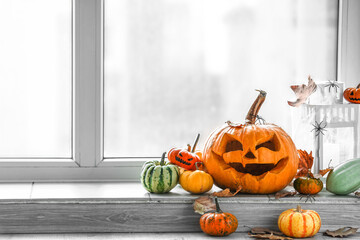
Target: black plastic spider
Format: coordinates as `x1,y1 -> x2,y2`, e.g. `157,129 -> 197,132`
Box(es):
255,115 -> 266,124
300,194 -> 316,203
324,80 -> 340,93
311,120 -> 327,136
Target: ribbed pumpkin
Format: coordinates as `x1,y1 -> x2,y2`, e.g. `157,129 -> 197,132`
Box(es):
141,152 -> 180,193
294,176 -> 323,195
168,134 -> 202,170
326,158 -> 360,195
179,163 -> 214,194
278,205 -> 321,238
200,197 -> 238,236
202,90 -> 298,194
344,84 -> 360,103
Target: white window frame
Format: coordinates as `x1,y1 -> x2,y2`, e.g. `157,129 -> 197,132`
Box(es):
0,0 -> 357,182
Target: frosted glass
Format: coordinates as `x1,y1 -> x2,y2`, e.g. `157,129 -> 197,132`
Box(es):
0,0 -> 72,157
104,0 -> 338,157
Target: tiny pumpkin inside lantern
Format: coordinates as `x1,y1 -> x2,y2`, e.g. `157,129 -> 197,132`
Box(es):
202,90 -> 299,194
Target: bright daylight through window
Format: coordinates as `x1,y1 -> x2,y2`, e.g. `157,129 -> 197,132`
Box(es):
104,0 -> 338,158
0,0 -> 72,158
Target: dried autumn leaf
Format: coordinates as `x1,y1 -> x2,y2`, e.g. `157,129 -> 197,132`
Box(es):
250,227 -> 283,236
355,192 -> 360,197
212,186 -> 242,197
295,150 -> 314,178
323,227 -> 358,238
288,75 -> 317,107
275,191 -> 297,200
319,167 -> 333,177
193,196 -> 215,215
248,233 -> 293,240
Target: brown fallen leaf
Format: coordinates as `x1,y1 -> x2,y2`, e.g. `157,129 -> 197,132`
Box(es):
288,75 -> 317,107
323,227 -> 358,238
212,186 -> 242,197
250,227 -> 283,236
275,191 -> 297,200
193,196 -> 215,215
355,192 -> 360,197
248,233 -> 292,239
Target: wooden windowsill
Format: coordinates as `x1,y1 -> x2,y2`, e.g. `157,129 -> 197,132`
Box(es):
0,182 -> 359,235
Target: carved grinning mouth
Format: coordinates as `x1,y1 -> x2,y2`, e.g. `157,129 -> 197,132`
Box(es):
349,97 -> 360,101
228,158 -> 288,176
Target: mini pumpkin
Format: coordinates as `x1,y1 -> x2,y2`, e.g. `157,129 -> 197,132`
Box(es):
202,90 -> 298,194
179,163 -> 214,194
168,134 -> 202,170
344,84 -> 360,103
294,174 -> 323,195
200,197 -> 238,236
278,205 -> 321,238
141,152 -> 179,193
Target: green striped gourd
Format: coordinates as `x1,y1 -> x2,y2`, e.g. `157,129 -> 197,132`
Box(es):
326,158 -> 360,195
141,152 -> 180,193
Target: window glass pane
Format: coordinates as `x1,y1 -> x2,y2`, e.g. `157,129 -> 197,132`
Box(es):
0,0 -> 72,157
104,0 -> 338,157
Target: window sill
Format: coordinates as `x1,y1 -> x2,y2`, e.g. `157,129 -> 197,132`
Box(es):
0,182 -> 359,234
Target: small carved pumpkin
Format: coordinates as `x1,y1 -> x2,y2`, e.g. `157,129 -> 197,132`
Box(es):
344,84 -> 360,103
168,134 -> 202,170
202,90 -> 298,194
294,175 -> 323,195
200,197 -> 238,236
278,205 -> 321,238
179,163 -> 214,194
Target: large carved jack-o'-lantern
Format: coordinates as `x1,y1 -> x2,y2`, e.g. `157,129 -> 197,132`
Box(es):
203,90 -> 298,194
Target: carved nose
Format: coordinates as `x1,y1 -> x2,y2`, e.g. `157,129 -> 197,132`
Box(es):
245,151 -> 256,159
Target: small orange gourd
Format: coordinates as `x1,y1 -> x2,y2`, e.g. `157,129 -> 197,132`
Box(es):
180,163 -> 213,194
293,176 -> 323,195
278,205 -> 321,238
200,197 -> 238,236
168,134 -> 202,170
344,84 -> 360,103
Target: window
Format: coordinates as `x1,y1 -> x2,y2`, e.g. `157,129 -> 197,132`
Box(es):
104,0 -> 338,158
0,0 -> 72,158
0,0 -> 358,181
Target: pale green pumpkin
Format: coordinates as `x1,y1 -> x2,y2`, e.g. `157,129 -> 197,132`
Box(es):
141,152 -> 179,193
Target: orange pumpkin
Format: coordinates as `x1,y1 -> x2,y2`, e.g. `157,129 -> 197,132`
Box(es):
202,90 -> 298,194
293,176 -> 323,195
278,205 -> 321,238
200,197 -> 238,236
344,84 -> 360,103
179,163 -> 214,194
168,134 -> 202,170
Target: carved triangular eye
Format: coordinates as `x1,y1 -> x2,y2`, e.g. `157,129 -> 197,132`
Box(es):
350,91 -> 354,95
225,140 -> 243,152
255,134 -> 280,151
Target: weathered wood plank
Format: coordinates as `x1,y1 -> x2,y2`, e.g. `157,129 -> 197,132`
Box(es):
0,200 -> 358,234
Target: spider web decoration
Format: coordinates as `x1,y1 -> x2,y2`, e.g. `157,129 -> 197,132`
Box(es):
311,120 -> 327,136
324,80 -> 340,93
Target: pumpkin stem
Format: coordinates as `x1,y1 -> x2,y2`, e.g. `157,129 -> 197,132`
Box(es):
187,144 -> 191,152
160,152 -> 166,166
191,133 -> 200,153
195,162 -> 203,171
357,83 -> 360,89
245,90 -> 267,124
214,197 -> 223,213
296,205 -> 302,213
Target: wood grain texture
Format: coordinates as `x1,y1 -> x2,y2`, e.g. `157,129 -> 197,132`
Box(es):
0,199 -> 358,234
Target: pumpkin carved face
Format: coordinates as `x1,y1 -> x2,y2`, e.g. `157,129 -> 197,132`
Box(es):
344,84 -> 360,103
203,90 -> 298,194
